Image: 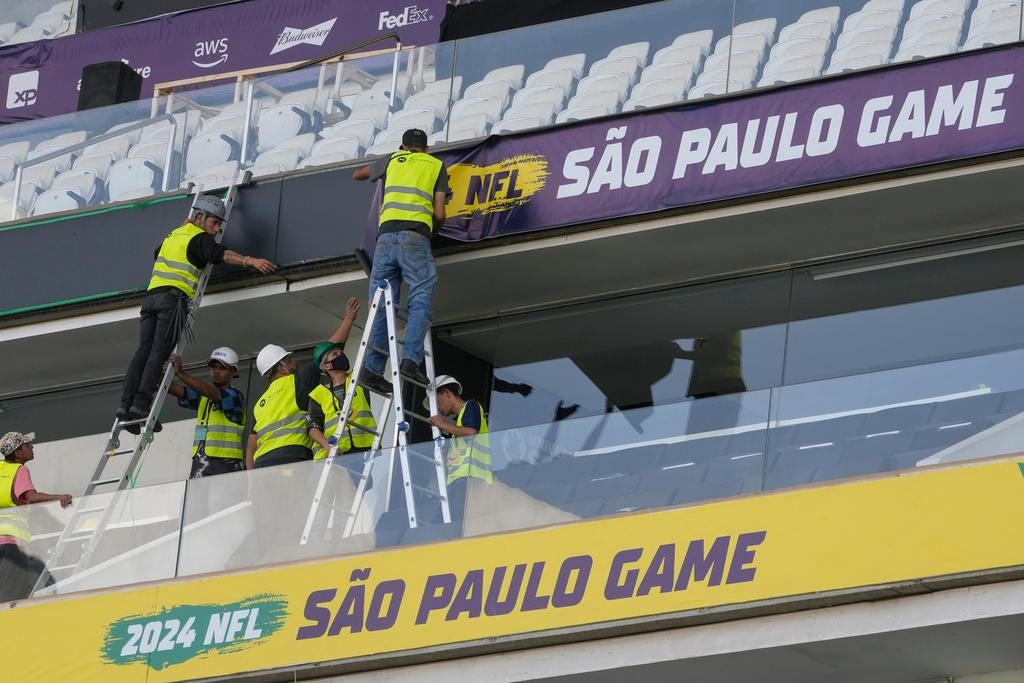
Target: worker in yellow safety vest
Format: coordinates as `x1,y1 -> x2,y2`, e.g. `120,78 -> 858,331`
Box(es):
168,347 -> 247,478
0,431 -> 72,600
117,195 -> 275,434
352,129 -> 451,396
306,299 -> 378,458
428,375 -> 490,525
246,300 -> 363,469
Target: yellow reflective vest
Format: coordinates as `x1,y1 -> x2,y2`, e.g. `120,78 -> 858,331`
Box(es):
193,394 -> 245,460
309,377 -> 376,459
148,222 -> 205,298
0,461 -> 30,543
446,401 -> 492,485
379,151 -> 443,231
253,375 -> 314,461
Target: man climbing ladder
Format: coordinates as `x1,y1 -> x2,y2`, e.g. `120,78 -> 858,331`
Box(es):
353,128 -> 451,394
116,195 -> 275,431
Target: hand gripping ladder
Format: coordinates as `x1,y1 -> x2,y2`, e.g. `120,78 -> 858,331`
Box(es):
34,172 -> 253,594
300,281 -> 450,545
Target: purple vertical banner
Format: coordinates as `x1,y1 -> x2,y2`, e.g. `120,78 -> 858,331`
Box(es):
427,45 -> 1024,243
0,0 -> 446,124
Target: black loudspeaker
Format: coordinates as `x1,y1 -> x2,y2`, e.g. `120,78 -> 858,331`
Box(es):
77,61 -> 143,111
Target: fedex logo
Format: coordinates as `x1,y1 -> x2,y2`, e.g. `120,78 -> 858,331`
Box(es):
378,5 -> 433,30
6,70 -> 39,109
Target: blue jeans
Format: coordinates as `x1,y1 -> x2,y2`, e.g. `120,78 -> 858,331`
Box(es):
365,230 -> 437,375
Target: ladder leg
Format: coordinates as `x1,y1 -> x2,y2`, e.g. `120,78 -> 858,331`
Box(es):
421,332 -> 451,523
382,283 -> 419,528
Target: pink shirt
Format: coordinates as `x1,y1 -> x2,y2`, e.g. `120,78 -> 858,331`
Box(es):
0,467 -> 35,545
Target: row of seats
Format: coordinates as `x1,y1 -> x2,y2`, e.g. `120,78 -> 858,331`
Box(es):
493,387 -> 1024,519
0,2 -> 73,46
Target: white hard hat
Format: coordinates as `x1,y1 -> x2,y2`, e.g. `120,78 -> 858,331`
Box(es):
207,346 -> 239,368
193,194 -> 226,220
256,344 -> 291,376
424,374 -> 462,410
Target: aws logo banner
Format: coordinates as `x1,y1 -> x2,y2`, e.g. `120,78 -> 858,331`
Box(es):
446,154 -> 550,219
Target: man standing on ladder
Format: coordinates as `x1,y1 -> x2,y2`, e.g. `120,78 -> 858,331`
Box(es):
247,305 -> 362,470
117,195 -> 275,433
428,375 -> 490,527
167,347 -> 246,478
353,128 -> 450,394
307,299 -> 378,459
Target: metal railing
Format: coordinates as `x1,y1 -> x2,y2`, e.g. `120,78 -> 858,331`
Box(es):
9,114 -> 178,220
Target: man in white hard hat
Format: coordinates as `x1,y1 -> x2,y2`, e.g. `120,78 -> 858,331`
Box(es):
0,431 -> 72,600
247,307 -> 360,469
117,195 -> 276,434
428,375 -> 490,526
167,347 -> 246,478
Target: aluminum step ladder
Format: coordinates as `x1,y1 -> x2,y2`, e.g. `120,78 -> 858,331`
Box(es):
34,172 -> 252,595
300,280 -> 450,545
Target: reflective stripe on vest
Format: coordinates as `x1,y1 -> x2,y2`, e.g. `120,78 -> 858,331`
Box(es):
193,394 -> 245,460
309,377 -> 376,460
379,151 -> 443,230
148,223 -> 205,298
253,375 -> 314,460
446,401 -> 491,485
0,461 -> 30,542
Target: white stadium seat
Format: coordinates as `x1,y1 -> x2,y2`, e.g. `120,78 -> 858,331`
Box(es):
426,131 -> 449,146
373,128 -> 407,148
556,105 -> 610,123
623,92 -> 680,111
9,27 -> 50,44
543,54 -> 587,80
769,37 -> 831,61
969,12 -> 1021,37
108,157 -> 162,201
0,23 -> 22,43
829,42 -> 894,68
826,52 -> 886,74
0,156 -> 15,184
909,0 -> 969,20
83,135 -> 130,163
71,153 -> 115,181
778,21 -> 835,43
969,2 -> 1021,32
566,90 -> 620,116
268,133 -> 317,157
202,114 -> 246,140
0,141 -> 30,164
589,56 -> 642,81
423,76 -> 464,98
348,102 -> 390,129
32,189 -> 85,216
672,30 -> 714,57
734,18 -> 778,41
629,79 -> 686,103
640,62 -> 696,89
450,97 -> 505,125
447,112 -> 491,139
894,41 -> 957,60
323,119 -> 376,149
512,85 -> 566,110
256,105 -> 313,153
219,98 -> 275,117
758,66 -> 819,86
900,25 -> 961,49
904,13 -> 963,38
798,6 -> 841,30
51,169 -> 101,202
713,32 -> 769,56
863,0 -> 906,13
404,90 -> 453,117
365,142 -> 398,157
608,41 -> 651,65
493,115 -> 544,134
185,161 -> 239,191
483,65 -> 526,90
185,132 -> 239,178
308,136 -> 360,162
20,163 -> 57,191
836,25 -> 898,51
696,65 -> 756,89
762,54 -> 825,81
961,27 -> 1018,48
104,121 -> 144,147
688,80 -> 747,99
128,141 -> 171,170
503,101 -> 558,125
575,73 -> 632,103
653,44 -> 703,69
387,107 -> 438,135
843,9 -> 902,31
704,48 -> 761,72
525,68 -> 576,94
464,79 -> 513,109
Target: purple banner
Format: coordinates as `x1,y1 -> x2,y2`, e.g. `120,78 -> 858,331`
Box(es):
429,45 -> 1024,243
0,0 -> 445,124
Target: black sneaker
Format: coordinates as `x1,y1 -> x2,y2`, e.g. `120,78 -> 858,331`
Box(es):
127,405 -> 162,434
359,370 -> 394,395
400,359 -> 429,386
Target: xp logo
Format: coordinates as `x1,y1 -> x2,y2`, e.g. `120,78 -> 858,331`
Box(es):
378,5 -> 433,31
6,70 -> 39,109
193,38 -> 229,69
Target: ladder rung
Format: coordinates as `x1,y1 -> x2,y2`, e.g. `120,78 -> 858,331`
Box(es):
106,449 -> 135,457
402,409 -> 432,424
408,449 -> 441,464
90,477 -> 121,487
116,418 -> 148,427
343,419 -> 380,436
49,564 -> 77,573
411,483 -> 446,499
73,505 -> 107,515
401,375 -> 430,389
65,534 -> 94,544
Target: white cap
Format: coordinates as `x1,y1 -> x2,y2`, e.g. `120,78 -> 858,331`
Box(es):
208,346 -> 239,368
424,374 -> 462,410
256,344 -> 291,376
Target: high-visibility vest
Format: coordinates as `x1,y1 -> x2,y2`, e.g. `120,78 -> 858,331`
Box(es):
446,401 -> 492,485
379,151 -> 443,231
309,376 -> 376,459
253,375 -> 314,461
0,461 -> 30,543
193,393 -> 245,460
148,222 -> 205,298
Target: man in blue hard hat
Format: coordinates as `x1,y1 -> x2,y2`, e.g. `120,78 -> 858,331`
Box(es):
116,196 -> 275,434
353,128 -> 451,395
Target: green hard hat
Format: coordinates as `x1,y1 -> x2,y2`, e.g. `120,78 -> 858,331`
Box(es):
313,341 -> 347,370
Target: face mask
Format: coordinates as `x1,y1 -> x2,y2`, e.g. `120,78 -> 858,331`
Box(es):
327,355 -> 350,372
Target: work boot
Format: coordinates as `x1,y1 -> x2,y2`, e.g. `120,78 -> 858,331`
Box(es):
400,359 -> 429,386
127,405 -> 163,434
359,369 -> 394,396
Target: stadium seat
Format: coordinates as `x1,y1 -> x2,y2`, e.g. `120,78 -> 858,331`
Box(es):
365,142 -> 398,157
733,17 -> 778,41
688,80 -> 746,98
829,41 -> 894,68
308,136 -> 360,162
373,128 -> 407,148
0,23 -> 22,43
185,161 -> 239,191
202,114 -> 246,140
843,8 -> 902,31
493,115 -> 544,134
0,141 -> 30,164
387,107 -> 438,134
575,73 -> 632,104
422,76 -> 464,98
758,66 -> 820,86
322,119 -> 376,149
108,157 -> 162,201
0,179 -> 43,212
464,79 -> 514,109
267,133 -> 317,157
704,48 -> 762,72
524,68 -> 576,94
672,29 -> 714,56
0,200 -> 27,220
450,97 -> 504,125
256,105 -> 313,153
403,90 -> 453,118
836,25 -> 898,51
141,112 -> 204,143
962,27 -> 1019,48
556,105 -> 611,123
895,38 -> 958,61
31,131 -> 88,172
969,3 -> 1020,33
589,56 -> 642,82
511,84 -> 566,111
482,64 -> 526,90
608,41 -> 651,65
219,98 -> 276,117
446,112 -> 491,139
31,10 -> 71,35
652,44 -> 704,68
639,61 -> 696,89
104,121 -> 144,147
348,101 -> 390,129
909,0 -> 969,20
566,90 -> 621,116
249,148 -> 303,178
0,156 -> 15,184
904,12 -> 963,38
824,52 -> 885,74
863,0 -> 906,15
696,65 -> 756,88
542,53 -> 587,80
51,169 -> 101,202
83,135 -> 131,164
9,26 -> 50,44
713,32 -> 769,56
762,54 -> 825,81
184,132 -> 240,179
503,100 -> 558,125
20,163 -> 57,192
623,91 -> 679,111
31,189 -> 86,216
628,79 -> 686,103
778,21 -> 834,43
127,140 -> 172,170
351,89 -> 394,112
769,37 -> 832,62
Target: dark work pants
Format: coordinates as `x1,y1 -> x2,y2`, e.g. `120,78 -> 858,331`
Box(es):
0,543 -> 53,601
120,289 -> 187,412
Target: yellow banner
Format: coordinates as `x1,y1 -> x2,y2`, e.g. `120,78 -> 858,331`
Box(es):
6,459 -> 1024,682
